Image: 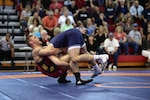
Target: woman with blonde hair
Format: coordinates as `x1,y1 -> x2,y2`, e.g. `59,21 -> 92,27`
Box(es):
114,25 -> 128,55
95,25 -> 108,54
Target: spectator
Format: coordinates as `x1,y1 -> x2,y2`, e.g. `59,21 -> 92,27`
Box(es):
20,5 -> 32,35
67,0 -> 78,17
86,18 -> 97,36
42,10 -> 58,38
27,12 -> 42,27
28,18 -> 42,37
116,0 -> 129,17
122,16 -> 134,34
115,12 -> 125,26
19,0 -> 34,11
76,7 -> 90,25
39,30 -> 51,46
64,0 -> 72,6
75,0 -> 86,9
104,32 -> 119,69
53,27 -> 61,36
95,25 -> 107,54
114,26 -> 128,55
128,23 -> 142,55
142,33 -> 150,66
76,20 -> 88,42
49,0 -> 63,12
41,0 -> 51,10
60,18 -> 74,32
129,0 -> 144,24
86,35 -> 98,54
58,10 -> 76,27
104,0 -> 116,25
32,4 -> 46,19
0,33 -> 15,66
53,9 -> 60,21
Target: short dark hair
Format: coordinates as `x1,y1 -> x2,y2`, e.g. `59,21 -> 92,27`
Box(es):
26,35 -> 33,47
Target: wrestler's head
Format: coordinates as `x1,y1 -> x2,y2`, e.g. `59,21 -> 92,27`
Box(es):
26,35 -> 42,48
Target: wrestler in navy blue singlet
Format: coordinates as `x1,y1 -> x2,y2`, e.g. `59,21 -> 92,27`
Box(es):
50,29 -> 85,48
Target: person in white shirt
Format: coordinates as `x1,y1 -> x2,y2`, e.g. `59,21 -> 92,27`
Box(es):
58,10 -> 76,27
0,33 -> 15,66
104,32 -> 119,69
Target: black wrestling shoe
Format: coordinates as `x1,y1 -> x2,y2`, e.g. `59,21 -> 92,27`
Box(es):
57,78 -> 71,83
76,79 -> 93,85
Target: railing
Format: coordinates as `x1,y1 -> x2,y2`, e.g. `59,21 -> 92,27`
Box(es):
7,13 -> 10,33
2,0 -> 5,24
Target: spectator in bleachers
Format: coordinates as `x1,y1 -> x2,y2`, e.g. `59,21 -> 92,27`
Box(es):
115,12 -> 125,26
0,33 -> 15,66
20,5 -> 32,35
32,4 -> 46,19
53,27 -> 61,36
129,0 -> 144,25
49,0 -> 63,12
19,0 -> 34,12
116,0 -> 129,17
122,16 -> 134,34
76,20 -> 88,42
128,23 -> 142,55
86,35 -> 98,54
39,29 -> 51,46
42,10 -> 58,38
114,26 -> 128,55
104,32 -> 119,69
53,9 -> 61,21
67,0 -> 78,17
27,12 -> 42,27
60,6 -> 73,16
86,18 -> 97,36
95,25 -> 107,54
64,0 -> 72,6
142,33 -> 150,65
41,0 -> 51,10
60,18 -> 74,32
76,7 -> 90,25
94,0 -> 105,7
58,9 -> 76,27
104,0 -> 116,25
28,18 -> 42,37
75,0 -> 86,9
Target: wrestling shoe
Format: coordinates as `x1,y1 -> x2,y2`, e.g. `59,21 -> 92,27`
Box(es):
58,78 -> 71,83
97,54 -> 108,72
91,66 -> 102,78
76,79 -> 93,85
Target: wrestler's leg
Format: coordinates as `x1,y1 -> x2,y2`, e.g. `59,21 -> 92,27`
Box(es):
57,54 -> 71,83
80,46 -> 108,78
68,48 -> 93,85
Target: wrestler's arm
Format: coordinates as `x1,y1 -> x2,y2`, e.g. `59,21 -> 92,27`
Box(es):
48,55 -> 69,67
37,44 -> 63,56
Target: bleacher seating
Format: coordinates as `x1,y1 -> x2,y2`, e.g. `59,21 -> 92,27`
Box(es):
0,0 -> 148,69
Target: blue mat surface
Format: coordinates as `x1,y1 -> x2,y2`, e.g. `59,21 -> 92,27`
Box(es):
0,70 -> 150,100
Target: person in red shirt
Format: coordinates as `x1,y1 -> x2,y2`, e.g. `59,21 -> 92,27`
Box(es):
114,25 -> 128,55
49,0 -> 63,11
42,10 -> 58,38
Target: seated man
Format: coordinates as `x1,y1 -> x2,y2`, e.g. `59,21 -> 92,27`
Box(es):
0,33 -> 15,66
104,32 -> 119,69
